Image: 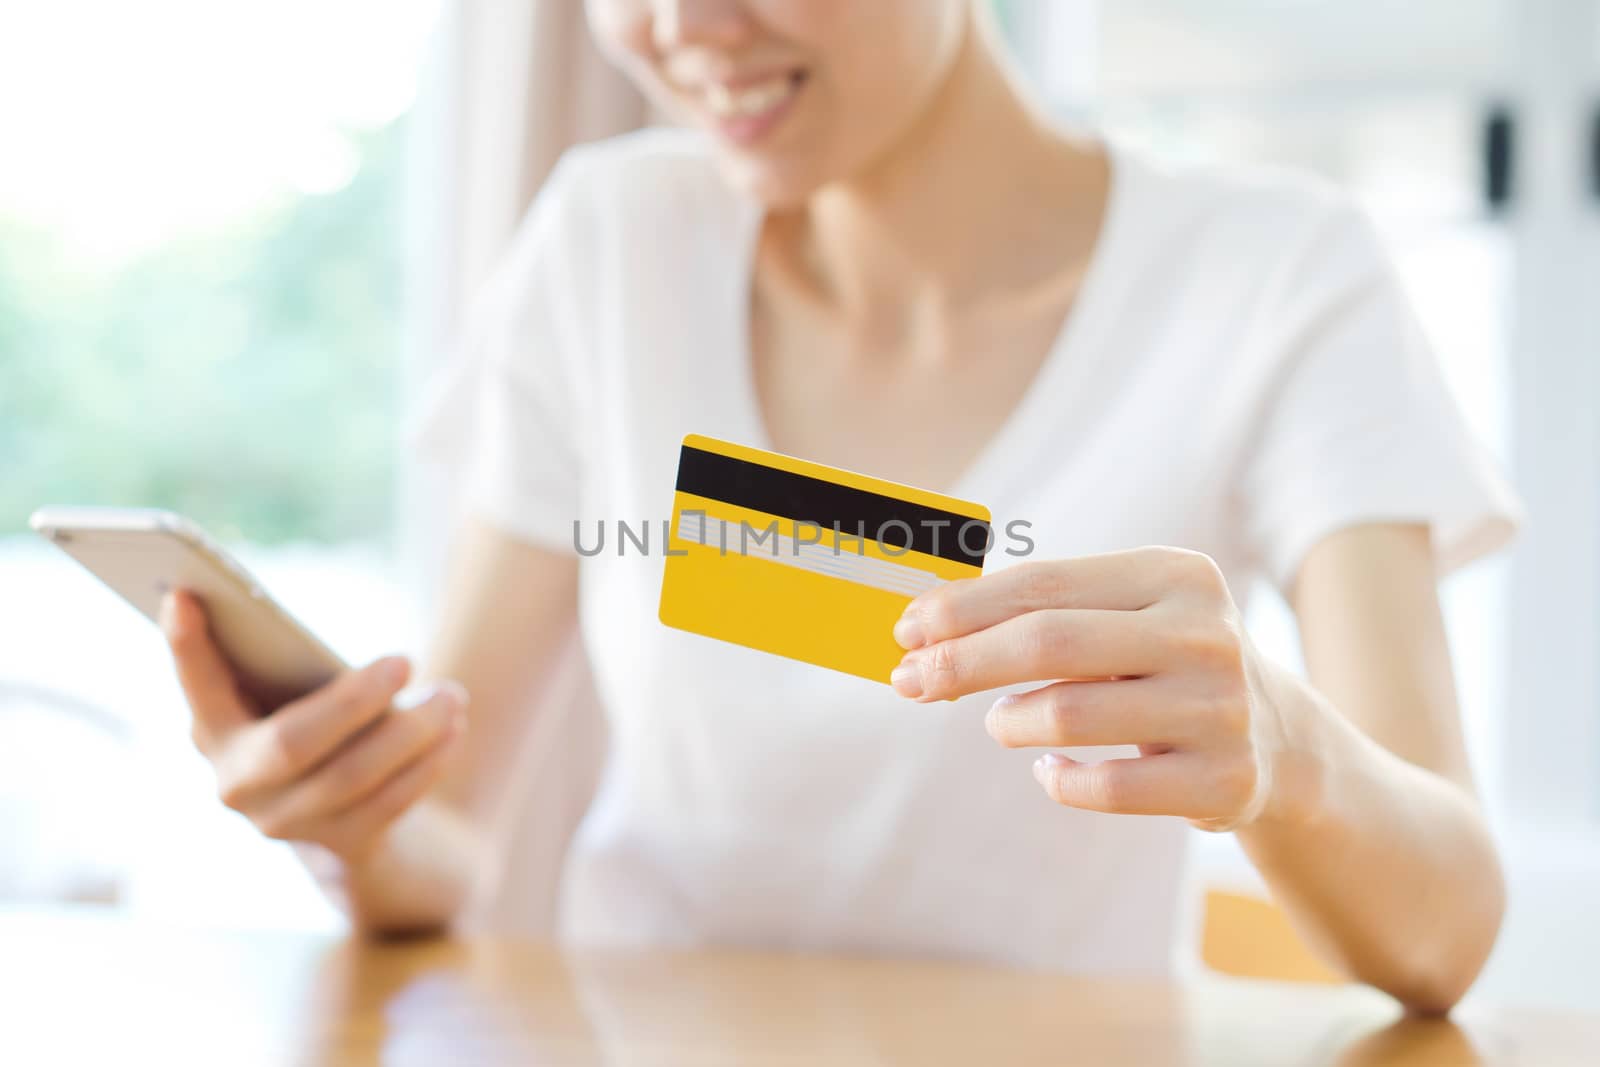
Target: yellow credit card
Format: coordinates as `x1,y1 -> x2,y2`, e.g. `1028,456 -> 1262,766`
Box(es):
658,434 -> 992,683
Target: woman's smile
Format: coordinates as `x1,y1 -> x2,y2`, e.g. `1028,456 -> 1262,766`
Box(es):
682,68 -> 810,146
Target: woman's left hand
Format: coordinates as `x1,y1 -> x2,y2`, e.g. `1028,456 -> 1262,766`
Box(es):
889,547 -> 1312,832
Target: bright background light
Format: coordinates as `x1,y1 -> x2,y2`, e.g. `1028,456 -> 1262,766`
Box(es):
0,0 -> 437,265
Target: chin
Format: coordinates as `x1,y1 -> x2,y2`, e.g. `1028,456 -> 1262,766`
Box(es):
712,146 -> 832,210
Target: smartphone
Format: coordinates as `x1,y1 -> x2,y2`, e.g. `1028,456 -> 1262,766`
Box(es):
29,506 -> 347,710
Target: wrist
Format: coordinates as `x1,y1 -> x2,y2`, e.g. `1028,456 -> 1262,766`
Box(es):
299,805 -> 475,935
1250,661 -> 1335,832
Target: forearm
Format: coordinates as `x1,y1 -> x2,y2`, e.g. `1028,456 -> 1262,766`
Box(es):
1237,672 -> 1504,1014
294,799 -> 489,936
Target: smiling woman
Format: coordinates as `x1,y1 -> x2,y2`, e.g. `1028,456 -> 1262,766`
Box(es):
20,0 -> 1556,1022
257,0 -> 1522,1016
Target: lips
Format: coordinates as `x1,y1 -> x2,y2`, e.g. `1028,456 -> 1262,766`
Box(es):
690,69 -> 808,145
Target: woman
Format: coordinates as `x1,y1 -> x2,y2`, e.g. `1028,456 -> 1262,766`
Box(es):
162,0 -> 1519,1013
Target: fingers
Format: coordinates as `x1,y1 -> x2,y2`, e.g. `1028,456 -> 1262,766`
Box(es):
252,682 -> 466,837
1031,750 -> 1257,825
1031,751 -> 1190,816
891,608 -> 1160,701
984,678 -> 1197,749
237,655 -> 414,791
162,589 -> 257,738
317,736 -> 457,860
895,550 -> 1182,650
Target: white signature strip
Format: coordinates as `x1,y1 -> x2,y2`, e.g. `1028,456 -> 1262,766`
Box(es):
678,512 -> 946,598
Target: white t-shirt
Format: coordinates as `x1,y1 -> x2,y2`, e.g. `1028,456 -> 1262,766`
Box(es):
414,128 -> 1519,975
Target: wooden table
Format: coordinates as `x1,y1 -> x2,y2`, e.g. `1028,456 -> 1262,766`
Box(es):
3,909 -> 1596,1066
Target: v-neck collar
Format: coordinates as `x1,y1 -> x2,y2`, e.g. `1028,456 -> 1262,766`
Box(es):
725,137 -> 1141,508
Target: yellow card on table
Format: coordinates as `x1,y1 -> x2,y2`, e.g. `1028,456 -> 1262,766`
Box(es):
658,434 -> 992,684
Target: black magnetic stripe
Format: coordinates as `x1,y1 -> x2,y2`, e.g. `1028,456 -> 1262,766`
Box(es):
674,445 -> 990,567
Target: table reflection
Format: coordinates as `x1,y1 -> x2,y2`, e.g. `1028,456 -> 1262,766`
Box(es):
294,936 -> 600,1066
285,932 -> 1559,1066
1332,1015 -> 1492,1067
9,910 -> 1585,1065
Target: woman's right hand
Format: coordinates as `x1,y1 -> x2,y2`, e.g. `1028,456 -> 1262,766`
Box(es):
159,589 -> 468,864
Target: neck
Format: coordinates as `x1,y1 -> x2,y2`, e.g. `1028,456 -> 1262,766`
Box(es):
796,10 -> 1106,318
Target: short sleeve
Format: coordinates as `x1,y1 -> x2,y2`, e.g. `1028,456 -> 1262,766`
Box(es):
407,157 -> 589,553
1238,204 -> 1522,593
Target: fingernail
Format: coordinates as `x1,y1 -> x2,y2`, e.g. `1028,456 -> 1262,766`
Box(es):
1033,752 -> 1068,786
889,661 -> 923,699
985,694 -> 1015,733
380,656 -> 409,686
892,610 -> 926,650
1032,754 -> 1052,786
157,592 -> 177,635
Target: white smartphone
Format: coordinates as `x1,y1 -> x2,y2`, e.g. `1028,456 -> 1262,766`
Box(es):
29,506 -> 347,709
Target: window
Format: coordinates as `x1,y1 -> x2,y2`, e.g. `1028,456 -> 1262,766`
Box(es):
1,0 -> 439,680
0,1 -> 439,544
1,0 -> 437,926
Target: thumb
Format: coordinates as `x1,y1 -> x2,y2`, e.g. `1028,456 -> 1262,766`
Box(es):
161,589 -> 258,736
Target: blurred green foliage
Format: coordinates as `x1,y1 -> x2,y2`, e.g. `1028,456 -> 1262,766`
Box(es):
0,121 -> 406,544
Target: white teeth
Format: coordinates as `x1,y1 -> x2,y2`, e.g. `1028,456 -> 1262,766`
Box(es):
704,76 -> 796,119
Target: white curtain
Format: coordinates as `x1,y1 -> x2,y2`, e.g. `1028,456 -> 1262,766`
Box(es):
405,0 -> 649,936
435,0 -> 650,325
